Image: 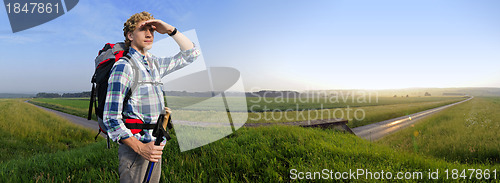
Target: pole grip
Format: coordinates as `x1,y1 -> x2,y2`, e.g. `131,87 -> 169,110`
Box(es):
153,114 -> 165,146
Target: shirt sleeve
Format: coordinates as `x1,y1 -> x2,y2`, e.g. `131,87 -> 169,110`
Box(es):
103,60 -> 134,143
152,43 -> 201,77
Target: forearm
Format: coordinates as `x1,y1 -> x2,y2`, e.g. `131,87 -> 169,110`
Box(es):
171,31 -> 194,51
140,19 -> 194,51
120,136 -> 144,152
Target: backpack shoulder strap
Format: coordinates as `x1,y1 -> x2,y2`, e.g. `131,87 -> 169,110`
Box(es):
153,58 -> 160,75
122,54 -> 140,103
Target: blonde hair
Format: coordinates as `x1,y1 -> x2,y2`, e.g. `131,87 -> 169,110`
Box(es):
123,11 -> 155,48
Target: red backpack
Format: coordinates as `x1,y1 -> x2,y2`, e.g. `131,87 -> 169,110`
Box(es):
88,42 -> 155,148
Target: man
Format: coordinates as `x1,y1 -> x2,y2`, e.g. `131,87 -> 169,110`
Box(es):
103,11 -> 200,182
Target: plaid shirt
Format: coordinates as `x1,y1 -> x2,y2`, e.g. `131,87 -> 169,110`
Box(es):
103,45 -> 200,143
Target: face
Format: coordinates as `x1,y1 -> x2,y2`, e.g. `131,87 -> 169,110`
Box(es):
128,20 -> 155,53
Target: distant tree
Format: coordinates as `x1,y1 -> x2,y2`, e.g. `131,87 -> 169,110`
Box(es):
393,95 -> 397,97
406,95 -> 409,98
424,92 -> 431,96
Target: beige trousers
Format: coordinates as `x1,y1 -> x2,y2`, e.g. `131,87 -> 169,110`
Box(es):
118,144 -> 162,183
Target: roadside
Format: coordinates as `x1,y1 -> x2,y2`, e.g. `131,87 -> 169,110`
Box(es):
352,96 -> 473,141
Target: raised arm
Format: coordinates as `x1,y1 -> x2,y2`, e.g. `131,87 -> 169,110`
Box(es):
141,19 -> 201,77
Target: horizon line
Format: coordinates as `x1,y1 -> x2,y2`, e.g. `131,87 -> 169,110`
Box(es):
3,86 -> 500,95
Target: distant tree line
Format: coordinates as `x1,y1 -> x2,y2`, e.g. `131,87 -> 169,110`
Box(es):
35,92 -> 91,98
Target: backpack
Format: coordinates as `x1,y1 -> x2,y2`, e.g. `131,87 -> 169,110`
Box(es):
88,42 -> 156,148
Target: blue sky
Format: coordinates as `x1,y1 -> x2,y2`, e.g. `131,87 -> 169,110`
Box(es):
0,0 -> 499,93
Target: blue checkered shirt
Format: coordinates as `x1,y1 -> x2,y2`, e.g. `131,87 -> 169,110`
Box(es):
103,45 -> 200,143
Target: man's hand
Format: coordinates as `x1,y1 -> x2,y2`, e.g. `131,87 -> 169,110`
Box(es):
140,19 -> 175,35
140,18 -> 194,51
165,107 -> 172,114
121,137 -> 166,162
137,142 -> 165,162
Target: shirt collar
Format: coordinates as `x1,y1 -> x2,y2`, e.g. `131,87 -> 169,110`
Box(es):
129,47 -> 147,62
129,47 -> 154,68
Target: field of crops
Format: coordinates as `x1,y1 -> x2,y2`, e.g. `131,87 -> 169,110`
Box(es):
379,97 -> 500,164
31,96 -> 464,112
166,95 -> 466,112
31,96 -> 466,128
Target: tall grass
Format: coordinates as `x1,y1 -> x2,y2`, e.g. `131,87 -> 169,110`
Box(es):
0,99 -> 97,163
2,125 -> 499,182
379,97 -> 500,164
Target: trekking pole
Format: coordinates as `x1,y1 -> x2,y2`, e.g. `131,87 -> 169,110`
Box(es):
142,109 -> 171,183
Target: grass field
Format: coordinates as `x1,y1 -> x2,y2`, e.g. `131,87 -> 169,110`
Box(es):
0,99 -> 97,163
246,98 -> 465,128
167,95 -> 465,112
31,96 -> 466,128
379,97 -> 500,164
2,125 -> 499,182
2,97 -> 500,182
29,98 -> 93,120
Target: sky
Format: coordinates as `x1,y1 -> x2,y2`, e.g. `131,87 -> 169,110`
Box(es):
0,0 -> 499,93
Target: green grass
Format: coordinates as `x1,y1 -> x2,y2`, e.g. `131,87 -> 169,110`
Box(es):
29,98 -> 93,120
2,125 -> 500,182
347,99 -> 464,127
0,99 -> 97,163
245,99 -> 464,128
244,96 -> 465,112
2,97 -> 500,182
379,97 -> 500,164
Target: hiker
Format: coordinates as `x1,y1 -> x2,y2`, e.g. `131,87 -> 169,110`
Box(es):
102,11 -> 200,182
